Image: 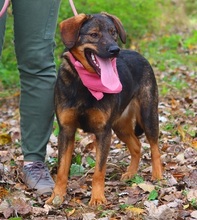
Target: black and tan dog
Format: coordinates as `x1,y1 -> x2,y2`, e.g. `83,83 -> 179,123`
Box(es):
46,13 -> 163,206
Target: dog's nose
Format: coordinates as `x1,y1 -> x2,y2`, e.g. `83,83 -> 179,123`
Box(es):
108,46 -> 120,55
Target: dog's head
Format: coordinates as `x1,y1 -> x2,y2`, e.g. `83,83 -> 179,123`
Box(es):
60,13 -> 126,73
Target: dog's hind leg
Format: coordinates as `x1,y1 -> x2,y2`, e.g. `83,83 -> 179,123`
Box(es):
140,105 -> 163,180
138,80 -> 163,180
120,132 -> 142,180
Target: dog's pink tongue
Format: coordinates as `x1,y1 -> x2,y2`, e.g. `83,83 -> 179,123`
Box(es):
95,55 -> 120,90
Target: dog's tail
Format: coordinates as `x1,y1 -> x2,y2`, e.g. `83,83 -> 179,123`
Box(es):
134,123 -> 144,136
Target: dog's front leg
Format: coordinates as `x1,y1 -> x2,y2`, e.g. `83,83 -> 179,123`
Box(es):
89,130 -> 111,206
46,128 -> 75,206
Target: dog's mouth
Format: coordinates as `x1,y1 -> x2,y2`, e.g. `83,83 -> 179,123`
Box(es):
85,50 -> 121,90
85,51 -> 102,75
85,50 -> 117,75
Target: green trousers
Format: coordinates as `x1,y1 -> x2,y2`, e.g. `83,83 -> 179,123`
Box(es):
0,0 -> 61,162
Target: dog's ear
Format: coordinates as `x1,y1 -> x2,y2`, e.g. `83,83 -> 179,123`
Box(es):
102,12 -> 126,44
60,14 -> 89,49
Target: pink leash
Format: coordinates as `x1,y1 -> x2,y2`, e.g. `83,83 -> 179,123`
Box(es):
0,0 -> 9,18
69,0 -> 78,16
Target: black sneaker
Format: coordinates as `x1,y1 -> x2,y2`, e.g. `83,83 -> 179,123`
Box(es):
23,161 -> 54,195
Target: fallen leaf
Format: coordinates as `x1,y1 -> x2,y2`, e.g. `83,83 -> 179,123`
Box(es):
148,190 -> 158,201
144,201 -> 178,219
183,170 -> 197,188
161,142 -> 170,151
71,197 -> 82,204
167,200 -> 182,208
67,208 -> 76,217
184,147 -> 197,159
183,204 -> 190,209
125,186 -> 144,205
0,199 -> 10,214
3,207 -> 14,219
176,153 -> 186,163
126,207 -> 145,215
0,187 -> 9,199
172,172 -> 185,180
171,98 -> 179,110
187,189 -> 197,202
32,206 -> 51,216
80,136 -> 94,148
192,139 -> 197,149
191,210 -> 197,219
10,127 -> 21,142
177,210 -> 190,219
166,174 -> 178,186
138,182 -> 155,192
184,96 -> 193,104
162,194 -> 176,202
0,122 -> 9,129
12,198 -> 32,215
0,151 -> 9,157
0,133 -> 12,145
177,125 -> 185,141
83,212 -> 96,220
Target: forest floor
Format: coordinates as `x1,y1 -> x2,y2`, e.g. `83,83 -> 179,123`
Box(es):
0,47 -> 196,220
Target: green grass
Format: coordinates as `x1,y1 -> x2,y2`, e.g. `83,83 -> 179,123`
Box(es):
138,31 -> 197,72
0,1 -> 196,97
125,174 -> 144,185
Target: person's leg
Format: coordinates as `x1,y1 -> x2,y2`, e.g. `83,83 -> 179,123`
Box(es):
0,0 -> 7,56
12,0 -> 60,162
12,0 -> 61,194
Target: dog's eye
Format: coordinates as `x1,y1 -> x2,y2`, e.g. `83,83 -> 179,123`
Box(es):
90,33 -> 98,38
111,30 -> 117,36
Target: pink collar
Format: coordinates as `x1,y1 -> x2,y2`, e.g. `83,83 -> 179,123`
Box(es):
68,52 -> 122,100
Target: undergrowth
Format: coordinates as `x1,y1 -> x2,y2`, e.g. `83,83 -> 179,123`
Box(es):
0,0 -> 196,97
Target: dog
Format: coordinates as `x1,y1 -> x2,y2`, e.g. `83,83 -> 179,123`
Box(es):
46,12 -> 163,206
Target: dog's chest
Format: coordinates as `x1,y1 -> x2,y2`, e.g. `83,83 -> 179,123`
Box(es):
71,94 -> 116,132
75,105 -> 109,133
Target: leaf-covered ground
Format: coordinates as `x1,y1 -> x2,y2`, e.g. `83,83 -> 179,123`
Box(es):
0,50 -> 196,219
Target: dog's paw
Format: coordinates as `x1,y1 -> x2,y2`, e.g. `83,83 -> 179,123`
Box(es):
45,194 -> 64,207
121,172 -> 136,181
89,195 -> 107,206
152,164 -> 163,180
151,172 -> 163,181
